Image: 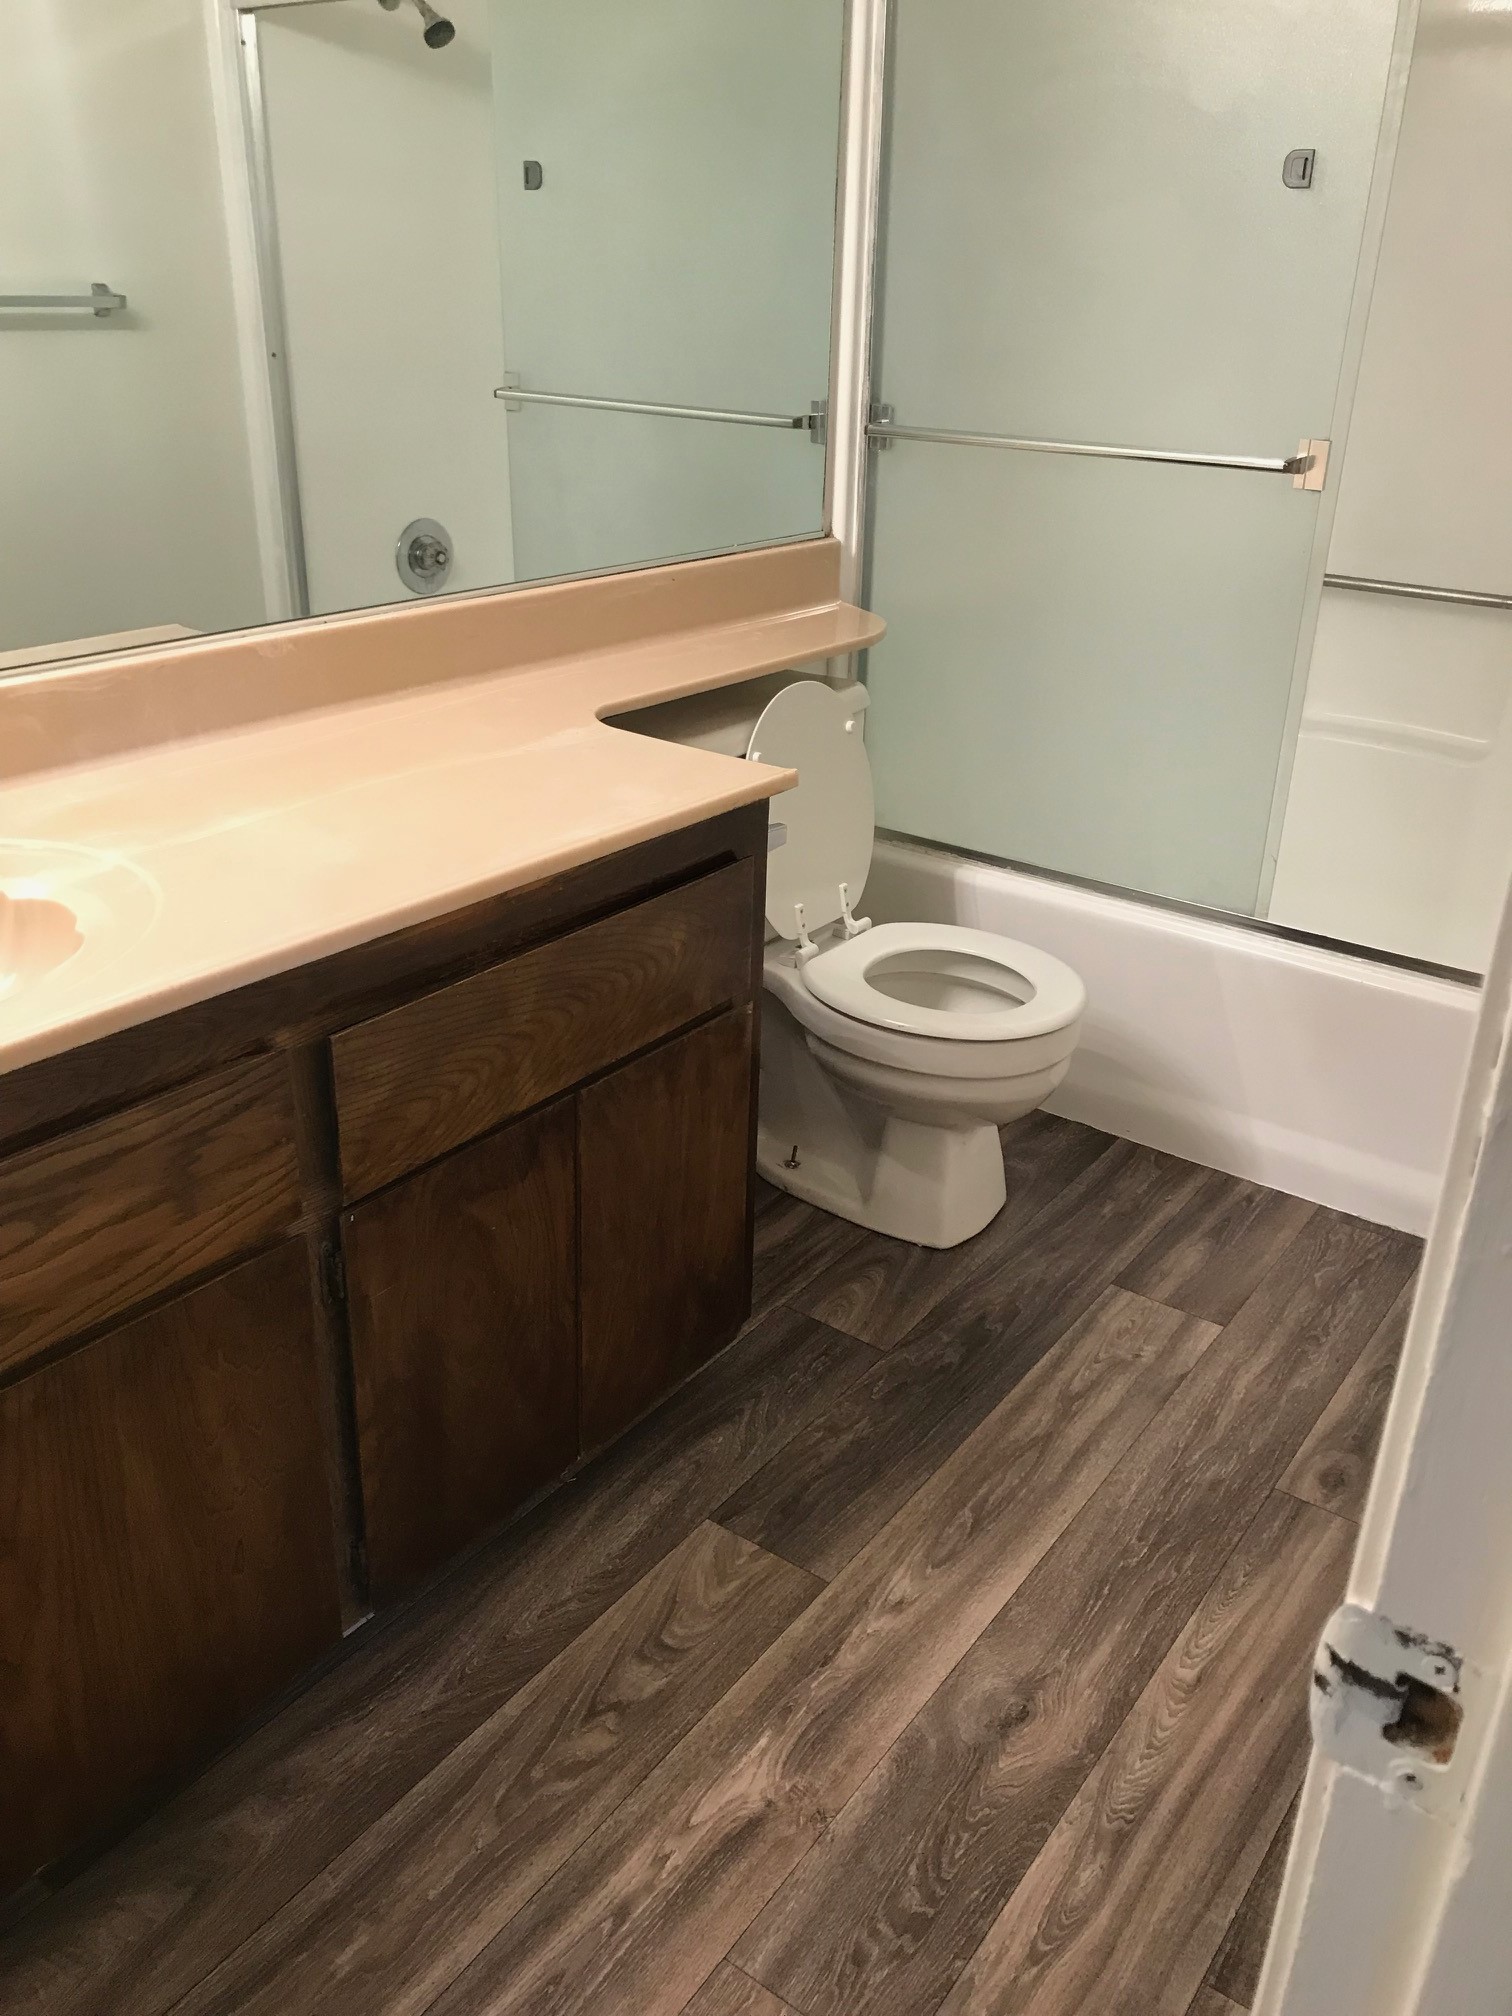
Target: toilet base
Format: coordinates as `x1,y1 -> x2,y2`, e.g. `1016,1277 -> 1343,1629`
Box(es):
757,975 -> 1077,1249
756,993 -> 1010,1246
758,1109 -> 1007,1248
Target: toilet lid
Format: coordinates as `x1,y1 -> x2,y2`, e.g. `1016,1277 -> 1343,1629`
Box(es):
747,680 -> 873,938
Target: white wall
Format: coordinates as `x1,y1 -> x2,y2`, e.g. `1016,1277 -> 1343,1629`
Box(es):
258,0 -> 515,614
0,0 -> 269,661
1269,0 -> 1512,971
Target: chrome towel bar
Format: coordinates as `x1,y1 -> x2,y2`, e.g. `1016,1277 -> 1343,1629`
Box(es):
1324,573 -> 1512,614
494,385 -> 819,433
865,411 -> 1330,489
0,283 -> 127,317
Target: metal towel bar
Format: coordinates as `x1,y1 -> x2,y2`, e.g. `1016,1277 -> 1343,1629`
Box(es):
865,411 -> 1330,489
0,283 -> 127,317
1324,573 -> 1512,613
494,385 -> 819,433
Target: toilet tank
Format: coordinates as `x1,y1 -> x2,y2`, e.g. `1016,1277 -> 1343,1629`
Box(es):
608,671 -> 869,942
607,670 -> 866,760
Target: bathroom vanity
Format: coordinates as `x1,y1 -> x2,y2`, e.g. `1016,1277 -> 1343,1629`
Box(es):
0,803 -> 766,1889
0,539 -> 882,1892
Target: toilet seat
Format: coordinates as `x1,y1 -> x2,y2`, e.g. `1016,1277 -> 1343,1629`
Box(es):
800,921 -> 1086,1043
764,939 -> 1080,1083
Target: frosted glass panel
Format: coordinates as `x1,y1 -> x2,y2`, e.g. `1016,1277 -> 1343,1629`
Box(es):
491,0 -> 843,583
495,406 -> 827,585
867,449 -> 1320,913
867,0 -> 1404,913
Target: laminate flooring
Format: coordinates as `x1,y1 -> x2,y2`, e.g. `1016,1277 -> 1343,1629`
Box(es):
0,1114 -> 1418,2016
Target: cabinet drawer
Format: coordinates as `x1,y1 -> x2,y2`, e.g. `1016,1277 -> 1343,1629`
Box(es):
331,857 -> 755,1201
0,1056 -> 302,1378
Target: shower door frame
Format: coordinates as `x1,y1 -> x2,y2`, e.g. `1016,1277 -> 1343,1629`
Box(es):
207,0 -> 317,618
840,0 -> 1431,959
825,0 -> 889,610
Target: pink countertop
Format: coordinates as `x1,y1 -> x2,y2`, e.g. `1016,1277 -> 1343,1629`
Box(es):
1,546 -> 882,1076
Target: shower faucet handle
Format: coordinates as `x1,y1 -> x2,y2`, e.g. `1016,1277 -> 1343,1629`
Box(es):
395,517 -> 454,594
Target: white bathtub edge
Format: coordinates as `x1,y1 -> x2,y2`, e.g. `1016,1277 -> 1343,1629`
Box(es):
867,839 -> 1479,1234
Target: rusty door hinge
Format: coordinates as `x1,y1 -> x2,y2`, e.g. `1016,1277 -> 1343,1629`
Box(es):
1311,1604 -> 1466,1810
319,1238 -> 347,1309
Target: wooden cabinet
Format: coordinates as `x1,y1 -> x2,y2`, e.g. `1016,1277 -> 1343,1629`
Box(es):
340,988 -> 759,1583
343,1102 -> 578,1603
579,1009 -> 756,1450
332,851 -> 763,1567
0,805 -> 766,1888
0,1242 -> 342,1890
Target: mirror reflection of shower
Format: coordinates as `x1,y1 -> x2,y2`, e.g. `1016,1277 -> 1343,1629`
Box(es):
376,0 -> 456,50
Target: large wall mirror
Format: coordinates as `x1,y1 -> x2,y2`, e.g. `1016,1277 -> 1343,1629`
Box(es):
0,0 -> 846,673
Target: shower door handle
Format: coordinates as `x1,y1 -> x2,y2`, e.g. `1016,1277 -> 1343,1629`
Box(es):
866,410 -> 1330,491
0,283 -> 127,317
495,384 -> 824,438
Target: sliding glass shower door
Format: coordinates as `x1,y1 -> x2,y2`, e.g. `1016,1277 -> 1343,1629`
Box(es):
863,0 -> 1405,915
489,0 -> 844,583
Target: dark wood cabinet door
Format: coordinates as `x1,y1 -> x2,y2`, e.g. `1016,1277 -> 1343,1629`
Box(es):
343,1101 -> 578,1604
579,1007 -> 755,1452
0,1241 -> 341,1889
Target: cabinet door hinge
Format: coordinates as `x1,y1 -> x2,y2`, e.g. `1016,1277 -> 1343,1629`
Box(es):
319,1238 -> 347,1309
1311,1603 -> 1466,1811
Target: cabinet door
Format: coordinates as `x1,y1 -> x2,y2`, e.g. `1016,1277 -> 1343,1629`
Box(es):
579,1007 -> 755,1451
0,1241 -> 340,1890
343,1100 -> 577,1603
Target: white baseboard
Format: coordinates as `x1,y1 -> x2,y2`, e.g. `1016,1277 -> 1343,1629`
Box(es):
868,838 -> 1480,1234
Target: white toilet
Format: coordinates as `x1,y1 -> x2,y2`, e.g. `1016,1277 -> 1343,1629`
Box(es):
749,680 -> 1086,1248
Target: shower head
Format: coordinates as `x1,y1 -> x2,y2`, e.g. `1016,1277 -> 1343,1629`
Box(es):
414,2 -> 456,48
376,0 -> 455,48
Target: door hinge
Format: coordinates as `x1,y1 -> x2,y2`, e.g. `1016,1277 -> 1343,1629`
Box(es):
1311,1603 -> 1466,1812
319,1238 -> 347,1309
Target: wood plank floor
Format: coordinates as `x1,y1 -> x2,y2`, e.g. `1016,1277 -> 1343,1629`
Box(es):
0,1113 -> 1417,2016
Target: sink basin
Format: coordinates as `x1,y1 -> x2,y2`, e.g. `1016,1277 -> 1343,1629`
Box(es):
0,894 -> 84,999
0,841 -> 160,1006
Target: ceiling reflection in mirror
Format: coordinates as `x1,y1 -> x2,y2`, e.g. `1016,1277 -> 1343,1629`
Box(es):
0,0 -> 846,673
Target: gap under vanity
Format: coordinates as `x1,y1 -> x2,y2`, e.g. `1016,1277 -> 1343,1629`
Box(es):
4,0 -> 1510,2010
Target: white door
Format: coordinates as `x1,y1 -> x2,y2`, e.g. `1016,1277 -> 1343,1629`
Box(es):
1259,876 -> 1512,2013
